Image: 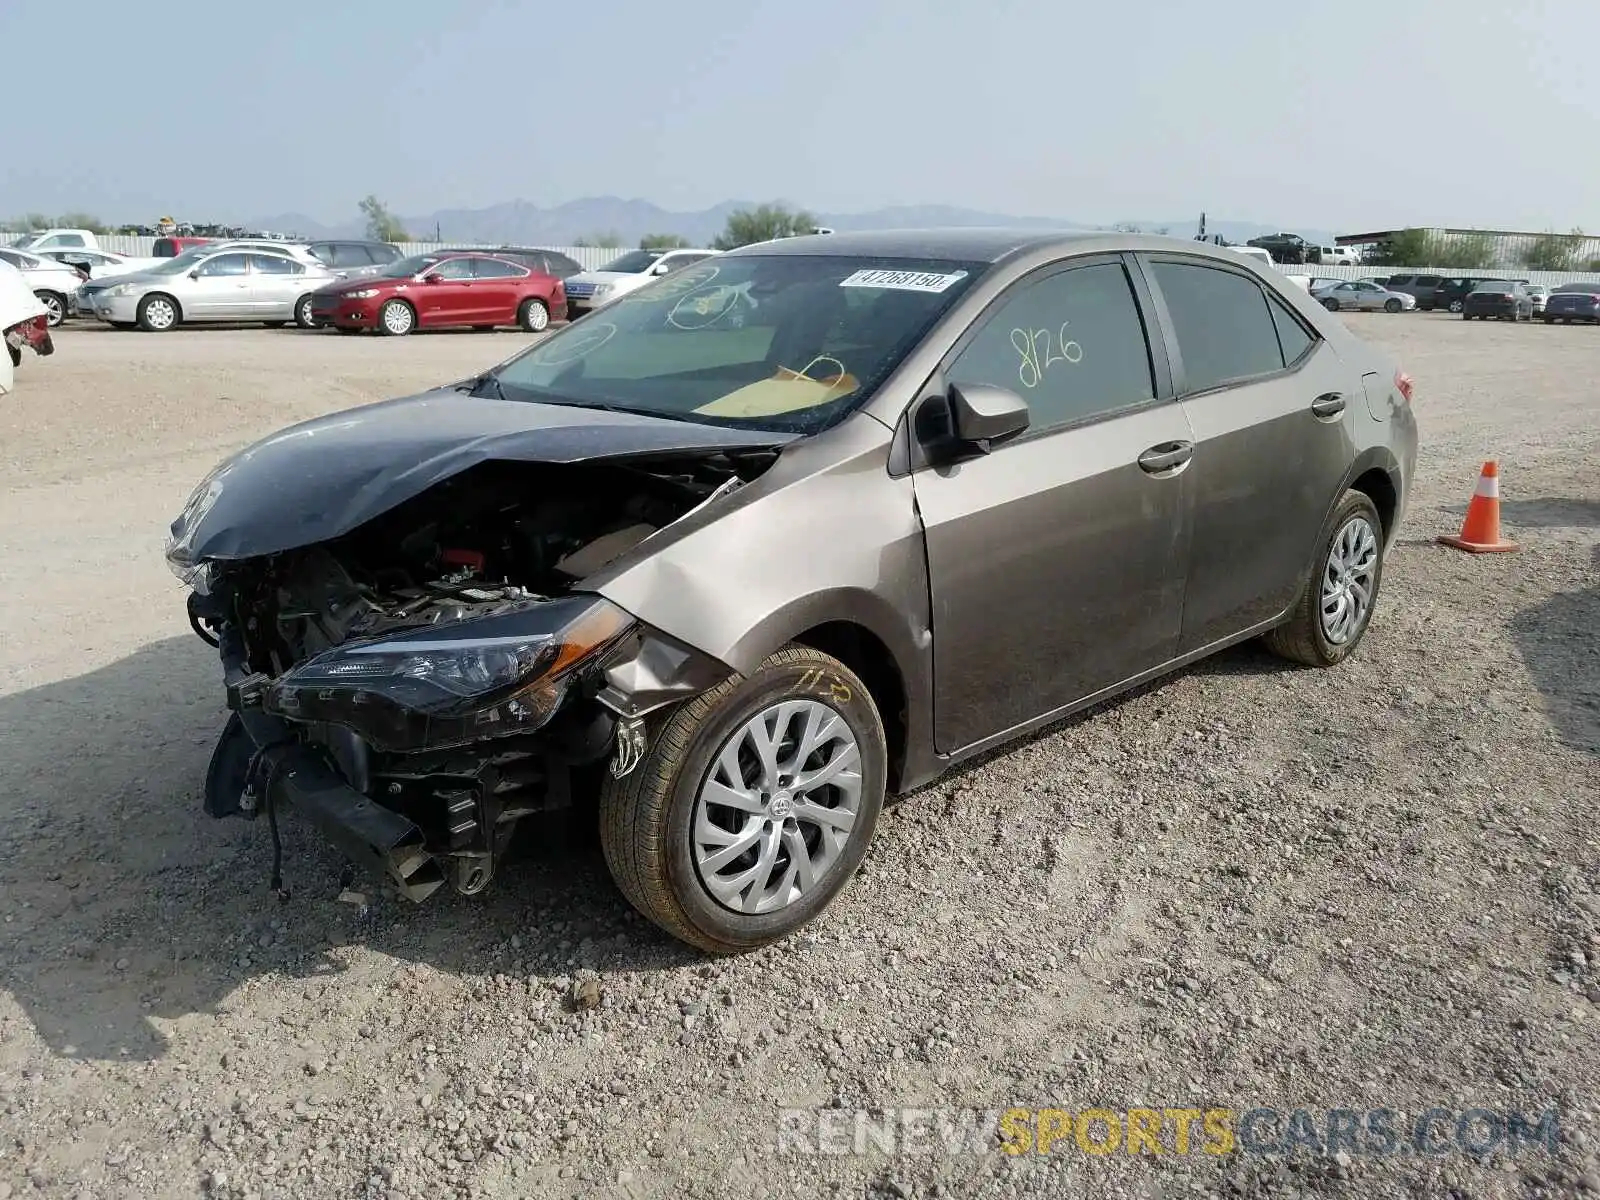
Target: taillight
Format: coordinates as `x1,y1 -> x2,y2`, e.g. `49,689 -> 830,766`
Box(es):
1395,370 -> 1414,404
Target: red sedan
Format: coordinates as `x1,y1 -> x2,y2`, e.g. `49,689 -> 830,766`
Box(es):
310,251 -> 567,335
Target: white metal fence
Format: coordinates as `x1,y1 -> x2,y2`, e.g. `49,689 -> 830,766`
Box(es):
1271,262 -> 1600,288
78,236 -> 629,270
27,236 -> 1600,287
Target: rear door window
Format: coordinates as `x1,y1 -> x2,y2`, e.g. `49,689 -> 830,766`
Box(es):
470,257 -> 525,279
1416,275 -> 1443,287
1149,260 -> 1286,391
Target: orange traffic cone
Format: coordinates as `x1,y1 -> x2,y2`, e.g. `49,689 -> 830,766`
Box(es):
1438,460 -> 1519,553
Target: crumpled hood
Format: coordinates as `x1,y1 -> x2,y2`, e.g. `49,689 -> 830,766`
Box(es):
166,388 -> 797,563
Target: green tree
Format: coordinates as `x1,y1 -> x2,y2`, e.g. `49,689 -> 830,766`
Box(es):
1430,233 -> 1494,270
713,203 -> 817,250
574,231 -> 623,249
1366,228 -> 1434,267
13,211 -> 53,231
358,194 -> 408,242
639,233 -> 690,250
54,211 -> 108,233
1523,228 -> 1584,272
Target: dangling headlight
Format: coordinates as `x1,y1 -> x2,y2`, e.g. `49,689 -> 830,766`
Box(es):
265,595 -> 635,753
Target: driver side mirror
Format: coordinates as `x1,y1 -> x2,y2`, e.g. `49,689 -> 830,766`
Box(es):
188,269 -> 200,279
650,262 -> 672,276
917,382 -> 1030,464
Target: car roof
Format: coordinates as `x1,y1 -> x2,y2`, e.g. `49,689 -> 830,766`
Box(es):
719,227 -> 1267,270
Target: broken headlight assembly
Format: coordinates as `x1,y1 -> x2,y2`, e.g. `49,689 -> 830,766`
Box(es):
264,595 -> 635,753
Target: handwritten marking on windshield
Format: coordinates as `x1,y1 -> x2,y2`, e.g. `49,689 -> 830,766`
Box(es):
1011,323 -> 1082,389
526,322 -> 616,367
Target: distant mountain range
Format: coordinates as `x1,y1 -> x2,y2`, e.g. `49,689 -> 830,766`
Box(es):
247,197 -> 1336,249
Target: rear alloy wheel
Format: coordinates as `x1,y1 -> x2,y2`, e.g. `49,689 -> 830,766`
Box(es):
1448,299 -> 1465,313
517,298 -> 550,332
378,299 -> 415,336
1383,298 -> 1402,313
35,291 -> 67,327
136,294 -> 179,332
294,294 -> 319,329
1263,490 -> 1384,668
599,646 -> 886,954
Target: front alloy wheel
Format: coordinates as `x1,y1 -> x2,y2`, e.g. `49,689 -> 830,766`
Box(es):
599,646 -> 886,954
378,299 -> 415,336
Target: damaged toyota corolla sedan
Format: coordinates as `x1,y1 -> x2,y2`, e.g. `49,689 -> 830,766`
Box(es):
167,230 -> 1417,954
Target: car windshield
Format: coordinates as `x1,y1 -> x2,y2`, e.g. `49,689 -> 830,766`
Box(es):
144,250 -> 218,275
492,253 -> 987,434
598,249 -> 664,274
378,254 -> 442,279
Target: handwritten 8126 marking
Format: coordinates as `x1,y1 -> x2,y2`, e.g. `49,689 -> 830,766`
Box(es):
1010,323 -> 1083,389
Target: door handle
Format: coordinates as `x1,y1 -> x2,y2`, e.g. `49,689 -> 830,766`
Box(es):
1137,441 -> 1193,475
1310,392 -> 1346,418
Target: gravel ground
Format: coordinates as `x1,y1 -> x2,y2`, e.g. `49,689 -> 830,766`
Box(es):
1,315 -> 1596,1200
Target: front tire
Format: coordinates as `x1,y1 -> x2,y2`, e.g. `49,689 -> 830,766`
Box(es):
599,646 -> 887,955
377,299 -> 415,336
136,293 -> 180,332
1384,298 -> 1402,313
517,298 -> 550,332
1263,490 -> 1384,668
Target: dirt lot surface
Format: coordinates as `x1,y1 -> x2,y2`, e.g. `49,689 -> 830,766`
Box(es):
1,316 -> 1597,1200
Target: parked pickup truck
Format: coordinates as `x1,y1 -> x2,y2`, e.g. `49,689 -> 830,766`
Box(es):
7,228 -> 103,253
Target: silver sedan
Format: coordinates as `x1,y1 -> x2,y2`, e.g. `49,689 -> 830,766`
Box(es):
78,247 -> 337,331
1312,280 -> 1417,313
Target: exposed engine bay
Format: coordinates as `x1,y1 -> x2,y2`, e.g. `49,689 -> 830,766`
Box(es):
187,451 -> 770,901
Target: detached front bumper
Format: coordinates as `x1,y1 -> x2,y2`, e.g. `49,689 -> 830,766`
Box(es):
196,592 -> 733,903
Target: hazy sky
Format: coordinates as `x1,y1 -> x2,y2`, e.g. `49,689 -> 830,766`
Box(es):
3,0 -> 1595,232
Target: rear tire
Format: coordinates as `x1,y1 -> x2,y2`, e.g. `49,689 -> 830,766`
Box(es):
517,298 -> 550,332
377,299 -> 415,336
35,291 -> 67,327
598,646 -> 887,955
1448,299 -> 1464,313
293,294 -> 319,329
1262,490 -> 1384,669
1321,298 -> 1339,312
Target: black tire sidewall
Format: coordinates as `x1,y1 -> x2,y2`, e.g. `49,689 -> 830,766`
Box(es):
295,295 -> 316,328
660,658 -> 886,946
1306,492 -> 1385,665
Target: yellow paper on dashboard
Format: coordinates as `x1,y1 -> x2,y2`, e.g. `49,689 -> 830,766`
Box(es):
693,366 -> 859,418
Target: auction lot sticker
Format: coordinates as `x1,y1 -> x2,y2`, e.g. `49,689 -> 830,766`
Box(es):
839,268 -> 968,293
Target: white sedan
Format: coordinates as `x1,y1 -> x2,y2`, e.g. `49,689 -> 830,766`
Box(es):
0,247 -> 89,326
37,247 -> 164,279
1311,279 -> 1417,314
